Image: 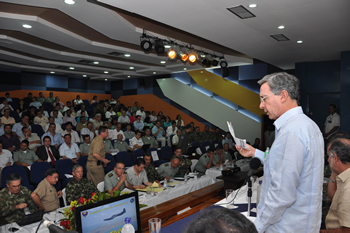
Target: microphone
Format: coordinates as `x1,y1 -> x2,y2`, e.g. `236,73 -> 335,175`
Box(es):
43,220 -> 78,233
247,157 -> 261,177
246,157 -> 261,217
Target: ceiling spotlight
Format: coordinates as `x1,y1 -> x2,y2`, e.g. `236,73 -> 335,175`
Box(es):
153,72 -> 157,74
184,68 -> 187,70
124,54 -> 130,57
64,0 -> 75,4
69,67 -> 74,70
160,61 -> 166,64
22,24 -> 32,29
188,52 -> 197,63
278,25 -> 285,29
164,45 -> 171,49
297,40 -> 303,43
129,67 -> 134,69
83,75 -> 87,77
248,3 -> 257,8
50,71 -> 55,74
220,59 -> 228,68
168,49 -> 177,60
154,39 -> 165,54
140,39 -> 152,52
105,79 -> 108,81
212,57 -> 219,66
93,61 -> 99,64
127,76 -> 130,78
104,71 -> 109,74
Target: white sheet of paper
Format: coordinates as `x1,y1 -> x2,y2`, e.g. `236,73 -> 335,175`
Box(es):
65,174 -> 73,178
227,121 -> 246,148
110,149 -> 119,156
196,147 -> 202,155
151,150 -> 159,161
205,145 -> 210,151
214,143 -> 218,148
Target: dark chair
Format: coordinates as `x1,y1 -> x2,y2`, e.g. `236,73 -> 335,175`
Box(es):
10,111 -> 21,123
30,124 -> 45,138
0,165 -> 34,191
116,151 -> 134,168
42,102 -> 53,113
90,103 -> 98,110
104,154 -> 116,173
61,123 -> 66,131
30,162 -> 51,185
211,140 -> 220,150
62,178 -> 71,189
160,146 -> 173,161
82,100 -> 91,110
192,142 -> 201,148
202,141 -> 211,152
55,159 -> 75,181
147,147 -> 160,161
55,180 -> 62,191
12,98 -> 20,105
78,156 -> 88,177
132,150 -> 145,161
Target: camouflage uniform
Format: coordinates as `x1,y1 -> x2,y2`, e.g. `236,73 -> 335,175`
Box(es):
213,132 -> 222,141
0,186 -> 38,225
190,132 -> 202,143
171,155 -> 192,176
65,177 -> 99,204
144,164 -> 163,183
201,131 -> 212,141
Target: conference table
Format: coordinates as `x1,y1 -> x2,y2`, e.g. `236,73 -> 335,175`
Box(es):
205,158 -> 251,181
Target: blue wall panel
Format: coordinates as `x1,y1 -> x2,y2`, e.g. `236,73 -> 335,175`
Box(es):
123,79 -> 137,90
306,61 -> 340,93
239,63 -> 267,80
340,51 -> 350,133
47,75 -> 68,88
23,73 -> 46,87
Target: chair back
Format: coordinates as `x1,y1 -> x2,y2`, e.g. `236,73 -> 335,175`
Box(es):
30,124 -> 45,138
202,141 -> 211,150
160,146 -> 173,161
104,153 -> 116,173
55,159 -> 75,180
97,181 -> 104,192
132,150 -> 145,161
0,165 -> 31,189
78,156 -> 88,177
191,159 -> 199,172
10,111 -> 21,123
192,142 -> 201,148
30,162 -> 51,185
116,151 -> 134,168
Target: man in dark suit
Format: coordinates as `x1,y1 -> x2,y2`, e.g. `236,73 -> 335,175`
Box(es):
36,136 -> 60,167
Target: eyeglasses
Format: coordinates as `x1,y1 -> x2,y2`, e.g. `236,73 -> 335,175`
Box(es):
260,93 -> 274,103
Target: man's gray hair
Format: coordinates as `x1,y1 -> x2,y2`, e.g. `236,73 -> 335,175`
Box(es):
95,113 -> 101,117
258,72 -> 300,101
72,164 -> 83,172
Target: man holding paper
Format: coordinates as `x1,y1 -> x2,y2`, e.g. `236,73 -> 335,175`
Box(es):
236,72 -> 324,233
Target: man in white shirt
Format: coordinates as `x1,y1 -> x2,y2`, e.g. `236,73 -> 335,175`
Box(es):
129,131 -> 143,151
150,111 -> 157,122
59,134 -> 80,164
0,109 -> 15,126
108,124 -> 125,141
45,117 -> 63,134
117,111 -> 130,128
76,105 -> 89,117
50,106 -> 63,118
61,122 -> 80,144
323,104 -> 340,140
20,127 -> 41,151
5,93 -> 12,102
166,121 -> 177,146
136,107 -> 146,121
0,141 -> 14,181
172,129 -> 181,146
52,110 -> 63,125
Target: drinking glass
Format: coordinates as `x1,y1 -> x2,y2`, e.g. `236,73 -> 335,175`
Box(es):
225,189 -> 237,209
149,218 -> 161,233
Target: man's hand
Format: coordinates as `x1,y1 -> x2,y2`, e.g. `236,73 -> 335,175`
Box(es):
165,176 -> 170,181
120,174 -> 127,182
137,185 -> 145,189
57,190 -> 63,198
235,144 -> 256,158
72,159 -> 78,164
16,203 -> 27,209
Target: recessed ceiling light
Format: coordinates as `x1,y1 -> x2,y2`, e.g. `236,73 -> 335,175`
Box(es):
184,68 -> 187,70
248,4 -> 257,8
69,67 -> 74,70
64,0 -> 75,5
105,79 -> 108,81
297,40 -> 303,44
164,45 -> 171,48
93,61 -> 99,64
278,25 -> 285,29
153,72 -> 156,74
83,75 -> 87,77
104,71 -> 109,74
22,24 -> 32,29
160,61 -> 166,64
127,76 -> 130,78
50,71 -> 55,74
129,67 -> 134,69
124,54 -> 131,57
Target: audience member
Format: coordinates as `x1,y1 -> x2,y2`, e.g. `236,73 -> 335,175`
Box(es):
105,106 -> 116,120
113,134 -> 129,152
223,143 -> 234,161
142,128 -> 158,148
76,110 -> 88,124
171,147 -> 191,176
158,111 -> 166,121
129,131 -> 143,151
157,158 -> 180,179
45,92 -> 55,104
144,154 -> 163,184
36,136 -> 60,166
36,92 -> 45,105
41,123 -> 63,148
104,161 -> 133,194
39,106 -> 49,118
52,109 -> 63,125
194,148 -> 215,175
76,104 -> 89,117
118,110 -> 130,127
323,104 -> 340,142
59,134 -> 80,164
164,116 -> 172,127
190,126 -> 202,143
150,111 -> 157,122
0,141 -> 13,181
136,107 -> 146,121
61,122 -> 80,144
29,97 -> 42,109
80,122 -> 95,142
252,138 -> 263,150
93,113 -> 103,130
129,111 -> 137,124
20,127 -> 41,151
0,124 -> 20,152
109,123 -> 125,141
0,174 -> 39,225
69,106 -> 77,118
133,115 -> 144,132
14,140 -> 42,167
93,103 -> 104,118
126,107 -> 132,116
53,96 -> 64,110
176,120 -> 184,132
131,102 -> 139,113
62,101 -> 72,112
31,168 -> 61,212
0,99 -> 14,115
91,95 -> 98,104
23,93 -> 33,105
63,109 -> 77,126
66,165 -> 99,203
16,99 -> 26,114
175,114 -> 184,126
201,125 -> 212,141
12,115 -> 30,138
126,158 -> 153,189
5,92 -> 12,102
73,95 -> 83,109
124,124 -> 135,140
44,116 -> 63,134
79,135 -> 91,156
222,132 -> 235,150
178,124 -> 192,155
76,114 -> 88,132
34,111 -> 49,130
152,120 -> 166,147
172,129 -> 181,147
1,109 -> 15,126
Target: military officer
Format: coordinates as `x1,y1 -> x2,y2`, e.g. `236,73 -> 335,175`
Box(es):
216,145 -> 232,163
144,153 -> 164,183
14,140 -> 42,167
113,134 -> 129,152
86,126 -> 111,186
201,125 -> 213,141
65,165 -> 98,204
104,139 -> 113,153
0,174 -> 39,225
212,146 -> 224,167
157,158 -> 180,179
190,127 -> 203,143
171,147 -> 192,176
104,161 -> 133,194
194,149 -> 215,174
178,124 -> 192,155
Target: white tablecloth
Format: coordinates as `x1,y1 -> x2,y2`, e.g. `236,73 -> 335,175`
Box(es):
139,175 -> 215,209
205,159 -> 251,181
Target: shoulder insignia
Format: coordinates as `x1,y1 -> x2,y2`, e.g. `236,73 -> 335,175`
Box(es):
108,173 -> 113,177
205,155 -> 207,158
165,163 -> 169,167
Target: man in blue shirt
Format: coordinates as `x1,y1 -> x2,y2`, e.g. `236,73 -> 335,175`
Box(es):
236,72 -> 324,233
41,123 -> 63,149
133,115 -> 144,131
151,120 -> 166,147
12,115 -> 31,138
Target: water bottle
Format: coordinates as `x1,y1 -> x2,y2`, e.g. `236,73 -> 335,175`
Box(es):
151,187 -> 155,196
184,174 -> 188,184
24,207 -> 30,215
219,164 -> 223,171
121,217 -> 135,233
256,180 -> 262,209
163,179 -> 168,188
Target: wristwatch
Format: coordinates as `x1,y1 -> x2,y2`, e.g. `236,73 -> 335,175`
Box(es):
330,179 -> 336,183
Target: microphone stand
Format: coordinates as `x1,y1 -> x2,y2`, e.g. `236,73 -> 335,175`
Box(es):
247,178 -> 252,217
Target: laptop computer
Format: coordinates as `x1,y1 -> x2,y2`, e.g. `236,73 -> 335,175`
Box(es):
17,210 -> 44,226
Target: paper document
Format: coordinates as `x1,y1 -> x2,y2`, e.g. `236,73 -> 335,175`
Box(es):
110,149 -> 119,155
151,151 -> 159,161
227,121 -> 246,148
196,147 -> 202,155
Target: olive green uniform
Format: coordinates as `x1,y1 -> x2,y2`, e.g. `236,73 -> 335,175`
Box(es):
144,164 -> 163,183
104,140 -> 113,152
0,186 -> 38,225
113,141 -> 129,152
141,136 -> 158,148
104,170 -> 126,191
178,130 -> 190,155
190,132 -> 202,143
13,149 -> 39,165
201,131 -> 213,141
65,177 -> 98,204
171,155 -> 192,176
87,135 -> 106,186
157,162 -> 179,179
194,153 -> 213,174
79,142 -> 90,155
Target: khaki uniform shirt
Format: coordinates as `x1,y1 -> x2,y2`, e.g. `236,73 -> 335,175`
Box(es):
13,149 -> 39,165
104,140 -> 113,152
325,168 -> 350,229
34,179 -> 59,212
87,135 -> 105,186
92,120 -> 103,130
104,170 -> 126,191
76,122 -> 88,132
157,162 -> 179,178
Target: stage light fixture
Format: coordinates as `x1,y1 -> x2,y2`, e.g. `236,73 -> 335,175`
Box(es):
168,49 -> 177,60
154,39 -> 165,54
201,58 -> 209,66
188,52 -> 197,63
140,39 -> 152,52
220,59 -> 228,68
212,58 -> 219,66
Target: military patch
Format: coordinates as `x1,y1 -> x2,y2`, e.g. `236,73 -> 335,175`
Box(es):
181,136 -> 184,139
108,173 -> 113,177
165,164 -> 169,167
